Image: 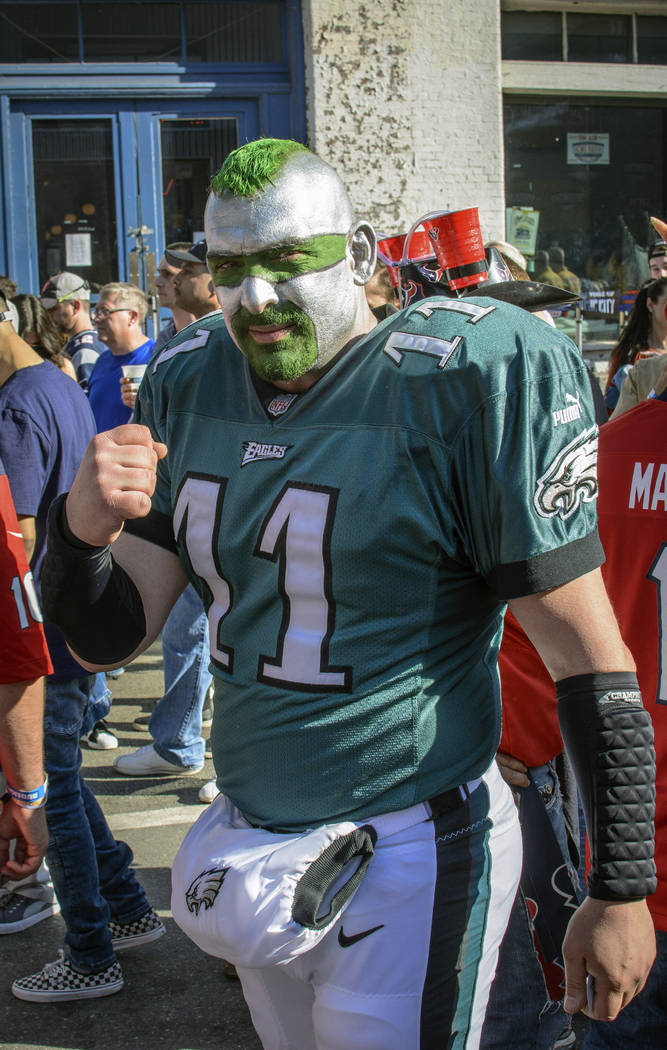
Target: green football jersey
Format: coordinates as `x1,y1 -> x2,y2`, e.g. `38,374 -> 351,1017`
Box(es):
134,298 -> 602,830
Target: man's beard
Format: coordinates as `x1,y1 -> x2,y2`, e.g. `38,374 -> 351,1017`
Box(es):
231,303 -> 318,382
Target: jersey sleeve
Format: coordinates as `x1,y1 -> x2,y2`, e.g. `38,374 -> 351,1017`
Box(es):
0,472 -> 52,683
0,408 -> 51,517
449,319 -> 603,598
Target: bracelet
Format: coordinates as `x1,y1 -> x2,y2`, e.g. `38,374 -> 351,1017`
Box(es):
5,775 -> 48,809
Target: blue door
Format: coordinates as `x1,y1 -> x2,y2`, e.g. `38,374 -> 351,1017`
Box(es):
2,97 -> 259,311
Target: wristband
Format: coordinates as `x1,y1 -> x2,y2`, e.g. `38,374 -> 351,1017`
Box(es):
5,775 -> 48,809
557,671 -> 656,901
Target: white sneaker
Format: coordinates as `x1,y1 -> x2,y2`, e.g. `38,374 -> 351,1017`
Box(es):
198,779 -> 220,804
113,745 -> 203,777
85,719 -> 118,750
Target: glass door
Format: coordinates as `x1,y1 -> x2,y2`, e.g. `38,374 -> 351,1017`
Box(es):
4,97 -> 258,307
160,117 -> 239,244
32,118 -> 119,289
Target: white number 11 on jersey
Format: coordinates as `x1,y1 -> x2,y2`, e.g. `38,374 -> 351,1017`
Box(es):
174,475 -> 352,693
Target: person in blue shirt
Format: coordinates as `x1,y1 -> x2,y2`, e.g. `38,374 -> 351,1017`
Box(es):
87,283 -> 154,432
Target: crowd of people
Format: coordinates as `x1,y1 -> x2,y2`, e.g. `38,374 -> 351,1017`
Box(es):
0,138 -> 665,1050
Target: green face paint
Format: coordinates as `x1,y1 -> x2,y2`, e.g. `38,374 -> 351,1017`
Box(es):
208,234 -> 347,287
232,303 -> 318,382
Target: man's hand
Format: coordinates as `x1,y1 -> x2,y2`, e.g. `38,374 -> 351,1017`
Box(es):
495,750 -> 530,789
120,376 -> 138,410
66,424 -> 167,547
0,801 -> 48,880
562,897 -> 656,1021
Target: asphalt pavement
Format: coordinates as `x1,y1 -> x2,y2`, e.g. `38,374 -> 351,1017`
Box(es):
1,641 -> 261,1050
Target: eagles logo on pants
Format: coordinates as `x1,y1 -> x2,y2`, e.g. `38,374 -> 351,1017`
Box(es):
171,763 -> 521,1050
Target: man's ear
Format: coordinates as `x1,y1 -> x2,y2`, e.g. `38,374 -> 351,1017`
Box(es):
347,221 -> 377,286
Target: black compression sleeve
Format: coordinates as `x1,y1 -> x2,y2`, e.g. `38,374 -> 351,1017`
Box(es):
41,493 -> 147,664
557,672 -> 656,902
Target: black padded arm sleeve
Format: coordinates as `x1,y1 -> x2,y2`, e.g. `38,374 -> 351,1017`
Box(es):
557,672 -> 656,902
41,493 -> 147,665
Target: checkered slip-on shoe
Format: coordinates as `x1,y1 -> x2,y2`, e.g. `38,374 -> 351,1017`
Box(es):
109,907 -> 165,951
0,891 -> 60,934
12,950 -> 123,1002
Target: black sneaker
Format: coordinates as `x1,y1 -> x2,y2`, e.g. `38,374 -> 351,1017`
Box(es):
0,891 -> 60,934
109,907 -> 165,951
12,950 -> 123,1002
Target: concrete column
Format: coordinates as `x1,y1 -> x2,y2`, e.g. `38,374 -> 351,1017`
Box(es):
302,0 -> 506,240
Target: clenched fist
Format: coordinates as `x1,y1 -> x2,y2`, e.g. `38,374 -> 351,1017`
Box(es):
66,424 -> 167,547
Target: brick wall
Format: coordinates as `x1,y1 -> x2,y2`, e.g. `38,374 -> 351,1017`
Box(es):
303,0 -> 506,241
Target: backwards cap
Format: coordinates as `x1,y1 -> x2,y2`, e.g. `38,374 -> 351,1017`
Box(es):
648,240 -> 667,260
41,272 -> 90,309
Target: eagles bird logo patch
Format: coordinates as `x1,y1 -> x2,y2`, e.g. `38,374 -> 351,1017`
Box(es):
534,426 -> 598,519
185,866 -> 229,915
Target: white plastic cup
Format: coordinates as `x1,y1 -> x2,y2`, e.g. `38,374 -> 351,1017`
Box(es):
121,364 -> 147,394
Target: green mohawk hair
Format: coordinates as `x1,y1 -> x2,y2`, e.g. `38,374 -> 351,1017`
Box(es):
210,139 -> 311,198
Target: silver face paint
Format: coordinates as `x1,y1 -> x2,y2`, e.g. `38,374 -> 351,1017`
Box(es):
204,154 -> 370,385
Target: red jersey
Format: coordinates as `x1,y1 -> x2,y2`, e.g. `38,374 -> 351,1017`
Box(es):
0,470 -> 52,684
597,400 -> 667,931
499,610 -> 561,767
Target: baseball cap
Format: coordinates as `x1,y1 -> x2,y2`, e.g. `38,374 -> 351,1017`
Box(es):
648,240 -> 667,260
165,240 -> 207,266
41,272 -> 91,308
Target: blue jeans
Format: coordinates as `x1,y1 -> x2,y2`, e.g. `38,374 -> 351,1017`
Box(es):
151,583 -> 211,768
582,929 -> 666,1050
481,760 -> 579,1050
44,674 -> 150,973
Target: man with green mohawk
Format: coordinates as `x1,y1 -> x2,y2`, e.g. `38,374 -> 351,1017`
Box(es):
206,137 -> 377,387
43,138 -> 656,1048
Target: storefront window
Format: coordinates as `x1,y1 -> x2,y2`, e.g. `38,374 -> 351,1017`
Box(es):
501,11 -> 562,62
501,9 -> 667,67
567,13 -> 631,64
504,98 -> 667,348
0,3 -> 79,62
32,119 -> 118,288
82,3 -> 181,62
185,3 -> 284,64
637,16 -> 667,65
160,118 -> 238,243
0,0 -> 285,64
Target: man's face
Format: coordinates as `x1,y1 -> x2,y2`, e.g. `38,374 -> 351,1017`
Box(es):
47,300 -> 77,335
649,254 -> 667,280
173,261 -> 214,313
93,293 -> 135,353
155,256 -> 180,308
204,161 -> 360,386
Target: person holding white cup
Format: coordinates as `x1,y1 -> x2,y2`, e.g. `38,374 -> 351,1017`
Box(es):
120,364 -> 147,409
87,284 -> 154,432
